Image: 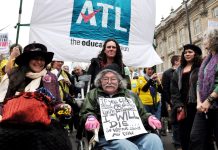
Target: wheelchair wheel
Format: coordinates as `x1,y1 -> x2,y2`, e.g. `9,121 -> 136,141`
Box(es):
77,137 -> 89,150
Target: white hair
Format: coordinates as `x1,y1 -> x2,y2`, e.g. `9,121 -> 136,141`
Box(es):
94,69 -> 127,89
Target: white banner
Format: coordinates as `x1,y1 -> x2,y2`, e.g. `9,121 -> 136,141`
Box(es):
0,33 -> 9,54
29,0 -> 162,67
99,97 -> 147,141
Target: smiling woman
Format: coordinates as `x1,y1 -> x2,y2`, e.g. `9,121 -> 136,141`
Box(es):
87,38 -> 131,89
0,43 -> 72,150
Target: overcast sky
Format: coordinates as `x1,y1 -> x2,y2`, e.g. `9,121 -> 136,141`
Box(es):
0,0 -> 182,46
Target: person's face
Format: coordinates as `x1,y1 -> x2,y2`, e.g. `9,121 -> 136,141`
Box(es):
63,66 -> 69,72
146,67 -> 154,77
104,41 -> 117,59
174,57 -> 181,67
184,49 -> 195,63
52,61 -> 64,70
101,72 -> 119,95
74,66 -> 83,76
29,56 -> 45,73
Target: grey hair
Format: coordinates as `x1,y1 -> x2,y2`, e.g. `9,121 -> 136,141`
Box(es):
94,69 -> 127,89
203,28 -> 218,53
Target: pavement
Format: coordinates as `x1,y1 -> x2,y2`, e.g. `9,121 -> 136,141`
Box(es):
161,132 -> 176,150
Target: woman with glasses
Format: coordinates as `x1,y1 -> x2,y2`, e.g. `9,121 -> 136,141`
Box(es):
87,38 -> 131,89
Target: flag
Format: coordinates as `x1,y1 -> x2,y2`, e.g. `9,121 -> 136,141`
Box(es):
29,0 -> 162,67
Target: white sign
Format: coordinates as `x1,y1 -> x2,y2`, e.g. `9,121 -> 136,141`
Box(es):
208,19 -> 218,29
29,0 -> 162,67
99,97 -> 147,141
0,33 -> 9,54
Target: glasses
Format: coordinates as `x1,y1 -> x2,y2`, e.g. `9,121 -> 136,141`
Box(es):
106,46 -> 116,49
101,77 -> 118,83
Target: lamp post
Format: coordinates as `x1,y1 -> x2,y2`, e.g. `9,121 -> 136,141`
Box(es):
183,0 -> 192,44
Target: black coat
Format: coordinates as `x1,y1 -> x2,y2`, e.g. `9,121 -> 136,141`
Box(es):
161,68 -> 175,117
170,66 -> 199,123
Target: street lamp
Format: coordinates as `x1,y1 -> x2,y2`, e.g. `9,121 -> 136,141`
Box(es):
183,0 -> 192,44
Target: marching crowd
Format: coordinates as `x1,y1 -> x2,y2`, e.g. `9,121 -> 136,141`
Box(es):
0,28 -> 217,150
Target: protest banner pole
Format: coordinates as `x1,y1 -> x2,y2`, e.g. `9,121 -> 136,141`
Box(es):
15,0 -> 23,45
15,0 -> 30,45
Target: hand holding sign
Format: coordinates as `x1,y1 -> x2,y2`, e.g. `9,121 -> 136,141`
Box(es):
85,115 -> 100,132
148,116 -> 162,129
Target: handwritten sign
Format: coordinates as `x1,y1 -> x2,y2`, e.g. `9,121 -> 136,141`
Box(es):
0,33 -> 9,54
99,97 -> 147,141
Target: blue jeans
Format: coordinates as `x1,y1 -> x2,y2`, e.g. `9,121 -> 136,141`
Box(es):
144,101 -> 161,120
97,133 -> 163,150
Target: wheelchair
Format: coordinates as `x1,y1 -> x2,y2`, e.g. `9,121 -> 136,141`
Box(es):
76,128 -> 102,150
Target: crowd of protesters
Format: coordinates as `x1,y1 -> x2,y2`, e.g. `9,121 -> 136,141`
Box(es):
0,28 -> 217,150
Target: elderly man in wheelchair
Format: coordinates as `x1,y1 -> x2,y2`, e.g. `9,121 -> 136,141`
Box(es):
79,67 -> 163,150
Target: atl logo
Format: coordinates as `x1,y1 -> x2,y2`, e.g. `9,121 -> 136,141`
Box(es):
70,0 -> 131,45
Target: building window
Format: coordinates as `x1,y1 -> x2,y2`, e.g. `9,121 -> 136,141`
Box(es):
179,28 -> 185,44
213,7 -> 218,18
193,18 -> 201,35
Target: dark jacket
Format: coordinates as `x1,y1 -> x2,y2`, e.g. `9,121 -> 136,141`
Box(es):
79,88 -> 151,136
170,66 -> 199,122
161,68 -> 175,106
87,58 -> 131,89
161,68 -> 175,117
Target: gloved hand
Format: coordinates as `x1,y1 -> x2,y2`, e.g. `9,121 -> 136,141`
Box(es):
148,115 -> 162,129
85,115 -> 100,132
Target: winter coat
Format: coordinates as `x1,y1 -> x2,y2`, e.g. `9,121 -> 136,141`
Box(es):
79,88 -> 151,136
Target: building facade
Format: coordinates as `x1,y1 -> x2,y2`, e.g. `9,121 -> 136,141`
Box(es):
155,0 -> 218,72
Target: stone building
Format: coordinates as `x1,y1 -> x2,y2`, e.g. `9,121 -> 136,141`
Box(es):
155,0 -> 218,72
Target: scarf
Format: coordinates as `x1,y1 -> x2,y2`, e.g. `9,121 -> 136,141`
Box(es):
199,53 -> 218,102
25,69 -> 47,92
0,69 -> 47,102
